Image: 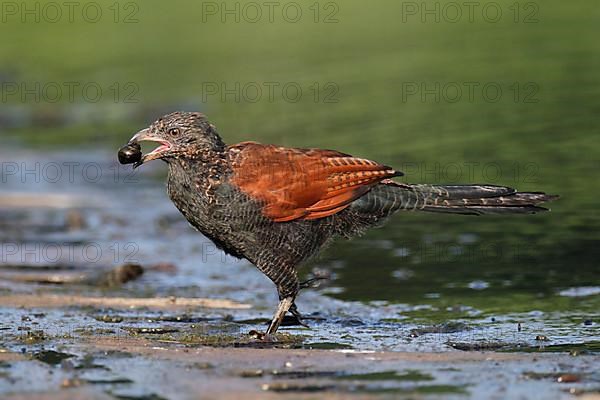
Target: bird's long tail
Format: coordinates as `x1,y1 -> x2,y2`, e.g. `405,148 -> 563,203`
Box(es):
355,181 -> 559,216
387,182 -> 558,215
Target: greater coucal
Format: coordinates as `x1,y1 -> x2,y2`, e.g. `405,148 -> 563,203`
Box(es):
119,112 -> 557,335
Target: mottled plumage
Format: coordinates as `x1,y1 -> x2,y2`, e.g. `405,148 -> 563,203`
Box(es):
123,112 -> 558,335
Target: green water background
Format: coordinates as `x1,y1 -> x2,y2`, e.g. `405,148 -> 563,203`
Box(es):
1,0 -> 598,319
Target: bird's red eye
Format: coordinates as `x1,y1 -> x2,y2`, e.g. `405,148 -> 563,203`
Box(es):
168,128 -> 180,137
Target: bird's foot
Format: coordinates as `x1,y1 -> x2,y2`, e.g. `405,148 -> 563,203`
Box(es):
299,276 -> 329,289
288,303 -> 310,328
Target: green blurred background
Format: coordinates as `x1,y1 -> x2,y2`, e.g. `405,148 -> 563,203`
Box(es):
1,0 -> 598,317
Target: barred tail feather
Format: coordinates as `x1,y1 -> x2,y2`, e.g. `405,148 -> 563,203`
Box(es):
338,182 -> 557,238
388,182 -> 558,215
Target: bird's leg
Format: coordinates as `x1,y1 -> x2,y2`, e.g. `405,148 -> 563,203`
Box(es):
266,296 -> 294,335
254,262 -> 299,337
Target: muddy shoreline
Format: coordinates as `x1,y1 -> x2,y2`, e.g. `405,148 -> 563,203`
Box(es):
1,331 -> 599,399
1,291 -> 599,400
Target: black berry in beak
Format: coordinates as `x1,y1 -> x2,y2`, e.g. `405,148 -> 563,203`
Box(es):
118,142 -> 142,165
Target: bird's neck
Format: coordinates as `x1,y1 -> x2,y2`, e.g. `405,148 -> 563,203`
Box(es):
168,145 -> 227,176
166,145 -> 229,199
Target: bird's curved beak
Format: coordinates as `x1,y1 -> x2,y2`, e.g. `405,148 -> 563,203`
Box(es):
129,128 -> 173,168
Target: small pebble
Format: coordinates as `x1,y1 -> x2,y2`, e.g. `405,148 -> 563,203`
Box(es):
557,374 -> 580,383
61,378 -> 83,388
248,330 -> 266,340
239,369 -> 263,378
95,315 -> 124,323
66,210 -> 86,230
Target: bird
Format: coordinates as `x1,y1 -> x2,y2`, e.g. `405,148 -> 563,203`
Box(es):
119,111 -> 558,336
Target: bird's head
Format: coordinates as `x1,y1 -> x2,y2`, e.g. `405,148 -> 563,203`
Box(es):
127,111 -> 225,167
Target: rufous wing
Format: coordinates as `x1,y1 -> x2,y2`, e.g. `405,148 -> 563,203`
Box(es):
228,142 -> 402,222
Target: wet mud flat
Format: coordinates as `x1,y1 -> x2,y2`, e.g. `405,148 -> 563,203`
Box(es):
1,151 -> 599,399
1,291 -> 599,400
0,315 -> 599,400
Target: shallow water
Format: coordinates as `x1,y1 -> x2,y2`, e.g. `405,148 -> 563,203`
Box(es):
0,149 -> 597,354
0,150 -> 598,400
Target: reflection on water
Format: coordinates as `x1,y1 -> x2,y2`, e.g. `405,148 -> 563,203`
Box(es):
318,212 -> 599,338
323,213 -> 599,313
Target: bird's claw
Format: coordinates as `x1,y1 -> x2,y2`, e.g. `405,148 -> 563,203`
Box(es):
289,303 -> 310,328
299,276 -> 329,289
